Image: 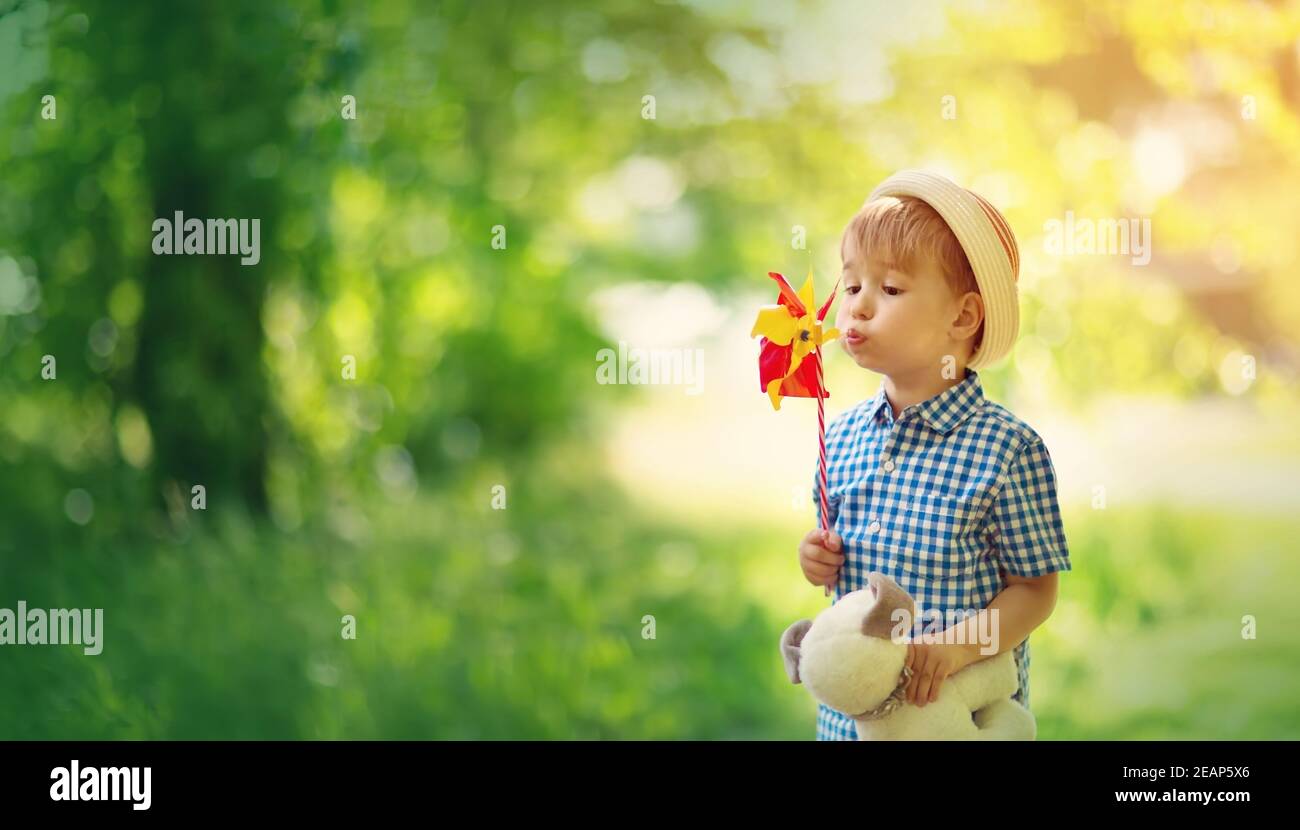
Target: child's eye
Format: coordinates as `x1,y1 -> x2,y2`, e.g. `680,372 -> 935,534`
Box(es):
843,286 -> 860,296
882,285 -> 903,296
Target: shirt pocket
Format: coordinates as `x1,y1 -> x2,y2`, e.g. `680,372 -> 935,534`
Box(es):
887,492 -> 980,582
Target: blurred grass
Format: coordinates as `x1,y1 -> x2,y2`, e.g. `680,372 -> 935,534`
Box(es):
3,471 -> 1297,739
1031,504 -> 1300,740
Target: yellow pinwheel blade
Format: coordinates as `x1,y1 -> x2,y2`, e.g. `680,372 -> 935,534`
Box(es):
796,271 -> 816,316
751,305 -> 799,345
765,377 -> 785,410
786,341 -> 809,376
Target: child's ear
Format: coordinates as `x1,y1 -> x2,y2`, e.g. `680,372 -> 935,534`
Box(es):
780,619 -> 813,684
950,291 -> 984,341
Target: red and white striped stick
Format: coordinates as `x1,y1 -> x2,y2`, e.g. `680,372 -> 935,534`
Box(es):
815,344 -> 833,597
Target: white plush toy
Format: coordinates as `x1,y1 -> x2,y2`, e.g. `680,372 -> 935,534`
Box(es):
780,571 -> 1036,740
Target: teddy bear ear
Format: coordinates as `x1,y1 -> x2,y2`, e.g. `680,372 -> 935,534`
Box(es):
780,619 -> 813,684
861,572 -> 916,640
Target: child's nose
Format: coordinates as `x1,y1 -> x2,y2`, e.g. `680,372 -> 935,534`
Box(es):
851,293 -> 874,319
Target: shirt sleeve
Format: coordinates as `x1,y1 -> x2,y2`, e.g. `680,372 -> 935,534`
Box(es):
810,416 -> 843,528
989,437 -> 1071,577
810,461 -> 838,528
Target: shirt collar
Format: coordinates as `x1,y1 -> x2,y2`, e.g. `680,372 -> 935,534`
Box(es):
862,369 -> 985,435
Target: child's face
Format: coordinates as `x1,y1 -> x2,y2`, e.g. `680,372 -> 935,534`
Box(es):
836,233 -> 975,378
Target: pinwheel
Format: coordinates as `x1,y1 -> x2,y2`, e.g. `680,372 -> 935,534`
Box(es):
750,271 -> 839,595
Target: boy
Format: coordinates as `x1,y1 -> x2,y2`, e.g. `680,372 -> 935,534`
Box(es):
798,170 -> 1072,740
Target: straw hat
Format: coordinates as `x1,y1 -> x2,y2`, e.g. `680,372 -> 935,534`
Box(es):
867,170 -> 1020,370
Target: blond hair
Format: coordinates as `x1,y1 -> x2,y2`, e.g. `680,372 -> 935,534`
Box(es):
841,195 -> 983,351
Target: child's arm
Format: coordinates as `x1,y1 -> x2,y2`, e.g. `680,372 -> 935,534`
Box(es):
952,572 -> 1059,660
905,573 -> 1058,706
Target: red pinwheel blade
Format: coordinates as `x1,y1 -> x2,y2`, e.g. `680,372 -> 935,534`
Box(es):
780,350 -> 828,399
757,339 -> 828,400
817,277 -> 839,321
767,272 -> 807,318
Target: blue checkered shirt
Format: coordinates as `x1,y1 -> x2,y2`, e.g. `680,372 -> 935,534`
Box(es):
811,368 -> 1071,740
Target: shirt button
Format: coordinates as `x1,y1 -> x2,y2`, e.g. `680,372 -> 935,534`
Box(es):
882,458 -> 896,473
868,519 -> 881,533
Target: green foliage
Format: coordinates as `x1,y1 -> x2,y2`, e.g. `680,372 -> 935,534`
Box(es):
0,0 -> 1297,738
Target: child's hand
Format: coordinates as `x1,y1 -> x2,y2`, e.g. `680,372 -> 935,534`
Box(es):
904,641 -> 977,707
798,528 -> 844,589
